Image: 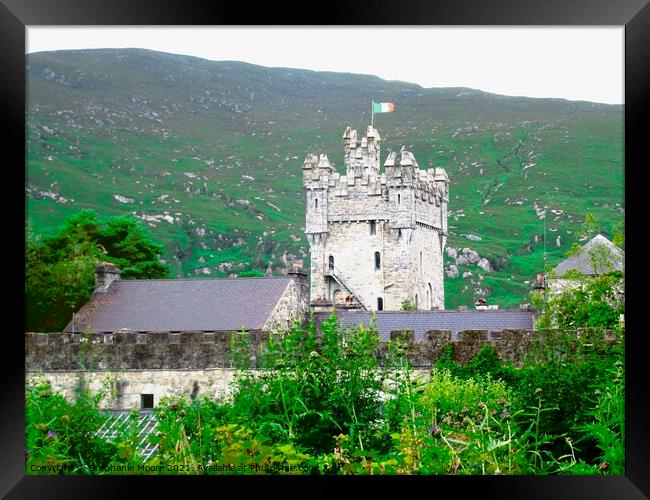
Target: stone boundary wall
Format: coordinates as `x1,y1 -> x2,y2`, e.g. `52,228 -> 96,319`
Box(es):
26,328 -> 618,372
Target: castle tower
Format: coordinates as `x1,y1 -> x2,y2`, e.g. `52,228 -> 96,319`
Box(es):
302,126 -> 449,311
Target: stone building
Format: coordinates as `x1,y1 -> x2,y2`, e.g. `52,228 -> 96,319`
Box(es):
532,234 -> 624,295
303,125 -> 449,312
65,262 -> 309,333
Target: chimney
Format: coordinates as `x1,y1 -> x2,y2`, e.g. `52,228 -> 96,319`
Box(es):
288,263 -> 307,284
95,262 -> 121,292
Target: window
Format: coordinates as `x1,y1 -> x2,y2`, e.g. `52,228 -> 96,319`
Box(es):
315,197 -> 318,208
377,297 -> 384,311
398,193 -> 401,204
141,394 -> 154,410
415,294 -> 418,308
370,221 -> 376,235
328,255 -> 334,271
374,251 -> 381,270
428,283 -> 433,309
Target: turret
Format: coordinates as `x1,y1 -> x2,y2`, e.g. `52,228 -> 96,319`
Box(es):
433,167 -> 450,237
303,154 -> 330,238
385,149 -> 418,233
342,125 -> 381,181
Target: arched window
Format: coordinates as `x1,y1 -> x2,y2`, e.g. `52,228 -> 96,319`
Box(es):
315,197 -> 318,209
370,221 -> 376,235
398,193 -> 401,205
328,255 -> 334,271
377,297 -> 384,311
428,283 -> 433,309
415,294 -> 418,308
374,251 -> 381,270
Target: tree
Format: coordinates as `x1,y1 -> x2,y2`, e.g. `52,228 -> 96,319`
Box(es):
401,299 -> 416,311
26,210 -> 170,332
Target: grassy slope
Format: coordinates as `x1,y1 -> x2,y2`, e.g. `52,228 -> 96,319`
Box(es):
25,49 -> 624,308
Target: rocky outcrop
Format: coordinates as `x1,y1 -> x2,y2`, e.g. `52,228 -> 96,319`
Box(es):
446,265 -> 459,279
456,248 -> 480,265
477,258 -> 494,273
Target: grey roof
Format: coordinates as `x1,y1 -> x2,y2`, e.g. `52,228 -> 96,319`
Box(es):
64,277 -> 294,333
553,234 -> 624,277
314,309 -> 536,341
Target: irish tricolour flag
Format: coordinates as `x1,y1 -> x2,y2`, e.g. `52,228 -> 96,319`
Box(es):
372,102 -> 395,113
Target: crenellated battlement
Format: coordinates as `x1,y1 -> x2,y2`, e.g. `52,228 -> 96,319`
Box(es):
25,328 -> 619,371
302,125 -> 450,312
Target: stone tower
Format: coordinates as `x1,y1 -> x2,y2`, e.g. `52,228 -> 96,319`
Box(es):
302,125 -> 449,311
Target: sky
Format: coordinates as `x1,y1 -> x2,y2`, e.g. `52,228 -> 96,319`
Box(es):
26,27 -> 624,104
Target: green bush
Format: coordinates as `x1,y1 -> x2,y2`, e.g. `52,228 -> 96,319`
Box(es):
228,315 -> 386,455
25,380 -> 118,474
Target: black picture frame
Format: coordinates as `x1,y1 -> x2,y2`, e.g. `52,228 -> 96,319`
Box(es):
2,1 -> 648,497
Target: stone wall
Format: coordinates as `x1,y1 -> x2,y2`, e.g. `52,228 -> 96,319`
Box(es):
264,276 -> 309,330
26,328 -> 618,410
26,328 -> 617,372
26,369 -> 236,410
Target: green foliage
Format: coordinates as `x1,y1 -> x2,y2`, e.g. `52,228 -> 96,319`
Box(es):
237,269 -> 265,278
401,299 -> 417,311
534,271 -> 624,330
25,379 -> 119,474
512,329 -> 624,468
229,315 -> 385,455
24,314 -> 624,476
26,210 -> 170,331
579,213 -> 600,240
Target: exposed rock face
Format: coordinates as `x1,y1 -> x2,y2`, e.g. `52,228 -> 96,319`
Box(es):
446,247 -> 457,260
464,234 -> 482,241
463,271 -> 473,278
446,265 -> 459,279
456,248 -> 480,265
477,258 -> 494,273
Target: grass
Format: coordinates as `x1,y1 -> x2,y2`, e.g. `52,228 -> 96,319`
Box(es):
26,48 -> 624,306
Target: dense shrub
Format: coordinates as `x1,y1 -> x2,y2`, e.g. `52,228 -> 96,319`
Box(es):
25,317 -> 624,475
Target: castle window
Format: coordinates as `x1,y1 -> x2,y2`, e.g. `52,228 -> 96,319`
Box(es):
377,297 -> 384,311
370,221 -> 376,235
398,193 -> 401,205
315,197 -> 318,209
374,251 -> 381,270
141,394 -> 154,410
328,255 -> 334,271
428,283 -> 433,309
415,294 -> 419,309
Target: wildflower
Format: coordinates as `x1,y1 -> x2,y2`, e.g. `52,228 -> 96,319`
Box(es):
534,387 -> 543,394
60,414 -> 70,424
35,423 -> 47,431
599,461 -> 609,472
46,430 -> 57,441
500,409 -> 509,417
428,425 -> 441,436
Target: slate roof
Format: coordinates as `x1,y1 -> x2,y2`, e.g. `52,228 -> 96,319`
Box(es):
64,277 -> 294,333
553,234 -> 624,277
314,309 -> 536,341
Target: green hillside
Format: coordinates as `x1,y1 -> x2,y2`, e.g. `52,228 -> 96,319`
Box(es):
26,48 -> 624,309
